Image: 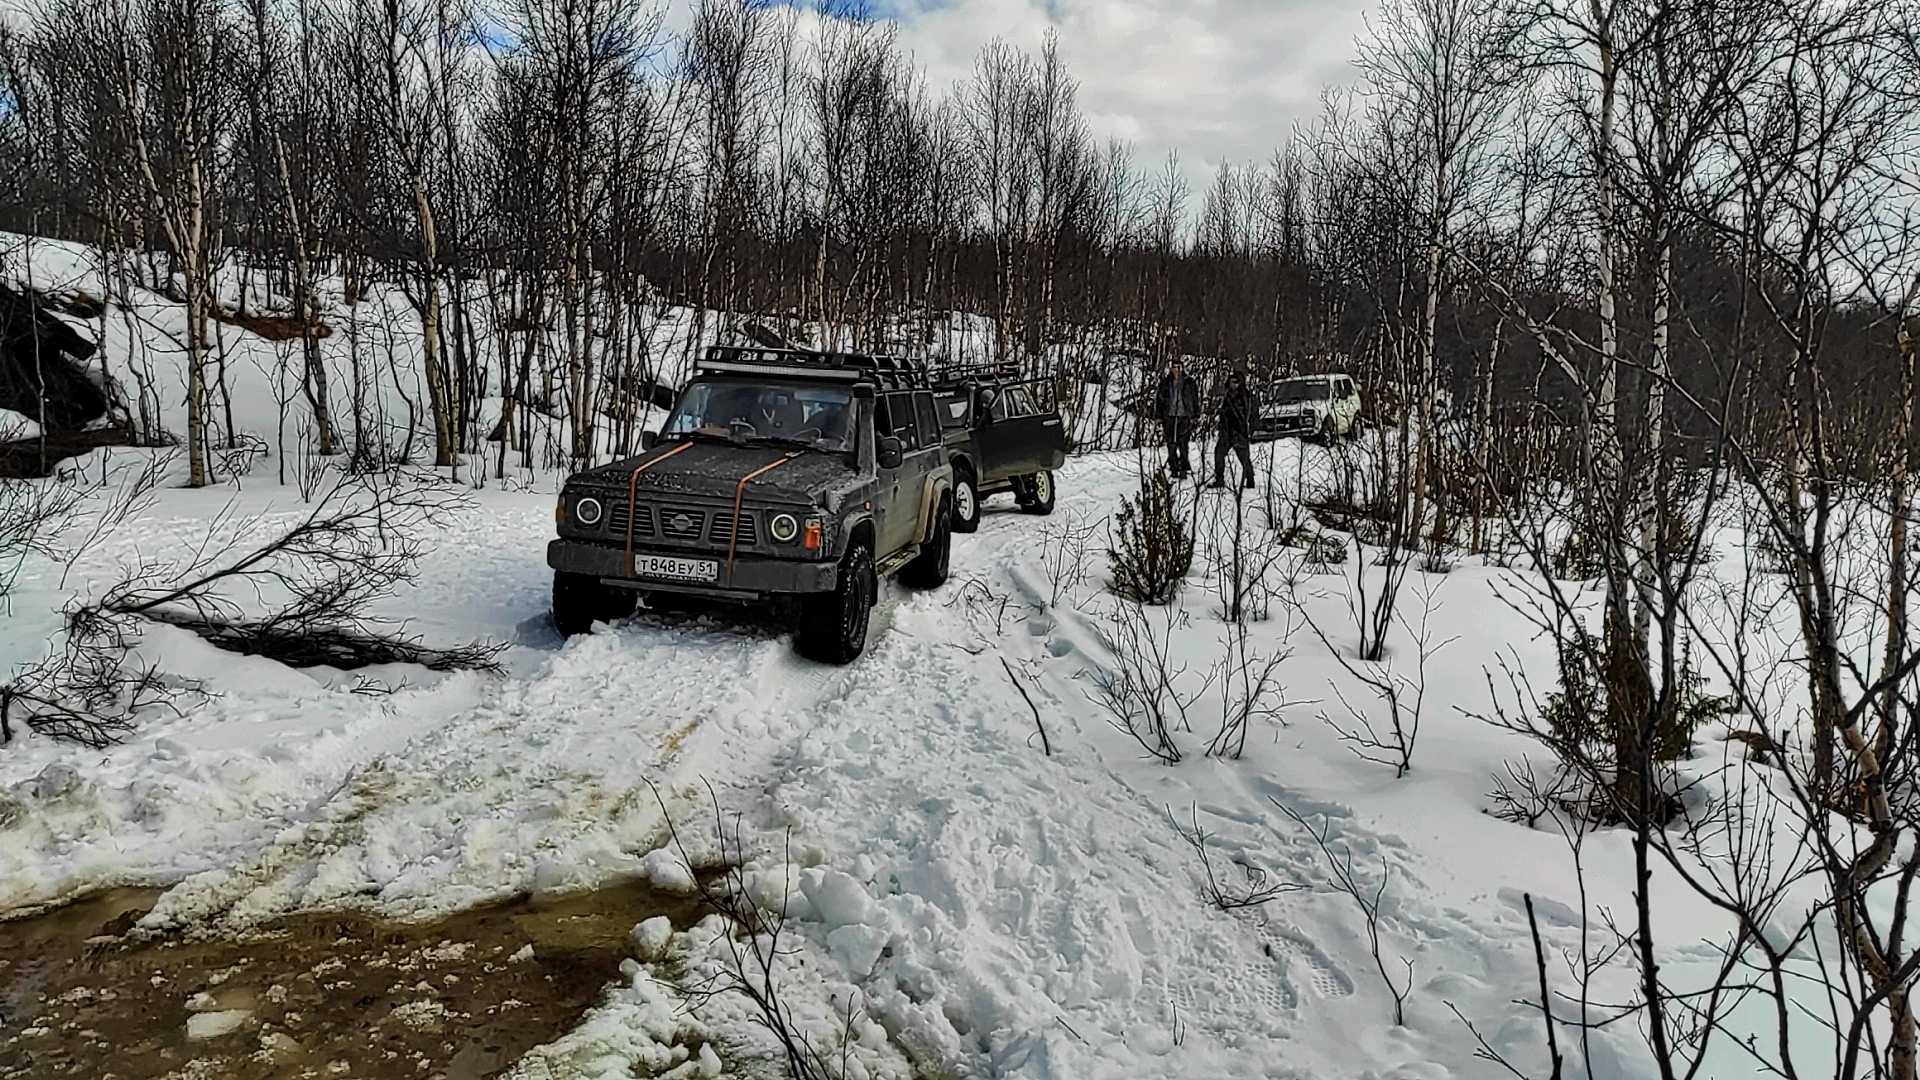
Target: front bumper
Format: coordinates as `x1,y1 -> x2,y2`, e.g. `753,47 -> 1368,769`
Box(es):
547,539 -> 837,596
1255,413 -> 1323,439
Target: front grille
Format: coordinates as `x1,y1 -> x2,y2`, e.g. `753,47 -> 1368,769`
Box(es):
658,508 -> 706,542
709,512 -> 757,546
607,501 -> 654,536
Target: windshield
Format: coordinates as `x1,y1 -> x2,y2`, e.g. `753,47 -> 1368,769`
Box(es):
1271,378 -> 1333,404
662,380 -> 856,452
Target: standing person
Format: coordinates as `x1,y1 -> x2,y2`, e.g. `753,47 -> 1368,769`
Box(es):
1154,360 -> 1200,478
1211,371 -> 1258,489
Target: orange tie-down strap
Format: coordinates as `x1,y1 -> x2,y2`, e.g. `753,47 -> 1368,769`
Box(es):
626,442 -> 694,575
727,452 -> 801,585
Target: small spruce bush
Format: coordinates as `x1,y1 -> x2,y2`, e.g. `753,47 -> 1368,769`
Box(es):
1108,470 -> 1194,604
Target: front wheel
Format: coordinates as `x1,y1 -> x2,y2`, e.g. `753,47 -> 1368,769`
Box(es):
552,571 -> 633,637
798,543 -> 875,665
1018,470 -> 1056,516
951,464 -> 981,533
902,495 -> 953,589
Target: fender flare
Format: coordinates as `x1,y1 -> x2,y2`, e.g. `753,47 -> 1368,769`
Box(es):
918,469 -> 953,541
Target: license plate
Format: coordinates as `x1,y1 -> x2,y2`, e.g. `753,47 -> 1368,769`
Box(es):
633,555 -> 719,583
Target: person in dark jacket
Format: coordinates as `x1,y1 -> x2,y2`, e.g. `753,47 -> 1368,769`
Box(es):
1154,360 -> 1201,478
1210,372 -> 1258,489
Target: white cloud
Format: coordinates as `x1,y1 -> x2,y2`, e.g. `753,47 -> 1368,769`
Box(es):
887,0 -> 1374,181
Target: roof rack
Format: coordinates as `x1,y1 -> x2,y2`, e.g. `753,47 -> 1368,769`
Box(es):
928,360 -> 1026,386
698,345 -> 929,389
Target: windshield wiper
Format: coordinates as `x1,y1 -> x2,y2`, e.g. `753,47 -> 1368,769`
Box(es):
751,435 -> 844,452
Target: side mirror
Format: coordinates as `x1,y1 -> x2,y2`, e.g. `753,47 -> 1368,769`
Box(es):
640,430 -> 657,451
876,436 -> 904,470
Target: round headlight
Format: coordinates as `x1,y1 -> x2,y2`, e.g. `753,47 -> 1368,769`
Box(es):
575,497 -> 603,526
769,513 -> 799,543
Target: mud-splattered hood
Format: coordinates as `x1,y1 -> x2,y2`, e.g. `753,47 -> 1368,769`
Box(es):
569,441 -> 863,507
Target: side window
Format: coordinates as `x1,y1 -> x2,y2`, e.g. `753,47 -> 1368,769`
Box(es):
937,390 -> 970,427
886,393 -> 919,449
985,386 -> 1009,422
1002,386 -> 1035,418
914,393 -> 941,447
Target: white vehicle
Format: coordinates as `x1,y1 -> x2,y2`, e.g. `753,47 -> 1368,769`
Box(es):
1255,374 -> 1361,441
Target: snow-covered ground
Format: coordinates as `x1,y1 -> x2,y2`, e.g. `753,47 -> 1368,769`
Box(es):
1,233 -> 1822,1079
0,437 -> 1782,1080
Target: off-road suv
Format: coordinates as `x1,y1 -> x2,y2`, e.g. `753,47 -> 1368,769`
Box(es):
1254,373 -> 1361,441
547,347 -> 954,664
930,364 -> 1069,533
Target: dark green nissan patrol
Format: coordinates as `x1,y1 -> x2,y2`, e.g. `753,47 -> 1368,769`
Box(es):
547,347 -> 953,664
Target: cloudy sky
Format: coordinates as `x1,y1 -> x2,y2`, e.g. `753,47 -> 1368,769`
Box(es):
657,0 -> 1376,188
882,0 -> 1373,174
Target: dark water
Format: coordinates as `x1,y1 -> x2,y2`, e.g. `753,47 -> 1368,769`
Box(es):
0,879 -> 705,1080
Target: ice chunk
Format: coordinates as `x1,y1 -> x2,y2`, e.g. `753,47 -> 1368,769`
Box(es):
185,1009 -> 251,1040
633,915 -> 674,959
800,869 -> 875,930
826,923 -> 888,974
639,847 -> 696,893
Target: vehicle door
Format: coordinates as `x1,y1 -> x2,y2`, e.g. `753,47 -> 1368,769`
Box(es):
977,382 -> 1057,478
1022,379 -> 1068,470
909,392 -> 946,535
875,392 -> 927,553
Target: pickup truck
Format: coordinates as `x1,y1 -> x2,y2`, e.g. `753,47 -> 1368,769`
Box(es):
548,347 -> 954,664
931,365 -> 1069,532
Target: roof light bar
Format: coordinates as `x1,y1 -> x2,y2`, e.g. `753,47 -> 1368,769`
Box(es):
699,361 -> 865,381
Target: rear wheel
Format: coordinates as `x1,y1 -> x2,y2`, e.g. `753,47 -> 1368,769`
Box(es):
552,572 -> 633,637
798,543 -> 875,665
951,463 -> 981,533
902,495 -> 953,589
1017,470 -> 1056,516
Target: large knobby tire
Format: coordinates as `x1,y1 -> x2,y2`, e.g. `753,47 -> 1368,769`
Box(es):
798,543 -> 875,665
901,495 -> 953,589
552,571 -> 634,637
951,463 -> 981,533
1018,470 -> 1057,516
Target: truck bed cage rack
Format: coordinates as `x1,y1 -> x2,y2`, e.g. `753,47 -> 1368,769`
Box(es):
700,345 -> 929,388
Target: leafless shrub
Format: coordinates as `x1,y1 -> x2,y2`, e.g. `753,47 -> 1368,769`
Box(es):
1207,620 -> 1295,760
1039,508 -> 1102,607
96,474 -> 459,629
210,432 -> 270,486
1201,486 -> 1290,624
1486,759 -> 1588,829
1170,803 -> 1302,912
1086,600 -> 1205,764
1279,524 -> 1348,569
0,473 -> 81,599
1309,574 -> 1453,777
0,603 -> 186,747
650,783 -> 860,1080
944,575 -> 1017,641
1275,799 -> 1414,1026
